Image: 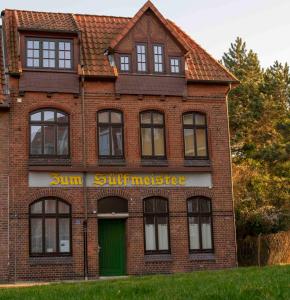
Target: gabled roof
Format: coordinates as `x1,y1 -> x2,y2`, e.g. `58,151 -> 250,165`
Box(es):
109,1 -> 188,53
1,3 -> 238,83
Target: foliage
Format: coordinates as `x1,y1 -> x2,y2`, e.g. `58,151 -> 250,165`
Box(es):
223,38 -> 290,238
0,266 -> 289,300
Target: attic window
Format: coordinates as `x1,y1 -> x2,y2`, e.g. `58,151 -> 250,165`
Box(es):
136,44 -> 147,72
120,55 -> 130,72
170,57 -> 180,73
26,38 -> 73,70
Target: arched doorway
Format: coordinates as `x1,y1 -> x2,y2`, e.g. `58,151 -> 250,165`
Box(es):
97,197 -> 128,276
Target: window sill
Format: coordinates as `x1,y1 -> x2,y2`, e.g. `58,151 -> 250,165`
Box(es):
29,256 -> 73,265
141,159 -> 168,167
144,254 -> 172,262
29,158 -> 71,166
189,253 -> 215,261
184,160 -> 211,167
98,159 -> 126,166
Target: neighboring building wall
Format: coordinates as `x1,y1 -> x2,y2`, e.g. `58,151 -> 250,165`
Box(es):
0,111 -> 9,282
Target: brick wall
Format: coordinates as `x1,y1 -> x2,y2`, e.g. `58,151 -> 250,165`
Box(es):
0,111 -> 9,282
2,79 -> 237,281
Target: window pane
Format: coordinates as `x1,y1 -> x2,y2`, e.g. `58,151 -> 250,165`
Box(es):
141,112 -> 151,124
111,112 -> 122,123
45,199 -> 56,213
141,128 -> 152,156
189,216 -> 200,250
30,112 -> 41,121
183,114 -> 193,125
111,127 -> 123,156
45,219 -> 56,253
31,126 -> 42,155
195,114 -> 206,125
59,201 -> 70,214
156,199 -> 167,213
145,216 -> 156,251
188,199 -> 198,213
153,113 -> 163,124
153,128 -> 165,156
65,42 -> 71,51
196,129 -> 207,156
98,111 -> 109,123
31,201 -> 42,214
57,112 -> 68,123
44,126 -> 55,155
65,60 -> 71,69
184,129 -> 195,156
144,198 -> 154,213
201,217 -> 212,249
27,58 -> 33,67
99,126 -> 110,156
44,111 -> 55,122
200,199 -> 211,213
31,218 -> 43,253
57,126 -> 68,155
59,42 -> 65,50
157,217 -> 169,250
59,218 -> 70,253
27,40 -> 33,48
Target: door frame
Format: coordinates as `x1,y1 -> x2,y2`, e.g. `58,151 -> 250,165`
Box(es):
98,216 -> 128,276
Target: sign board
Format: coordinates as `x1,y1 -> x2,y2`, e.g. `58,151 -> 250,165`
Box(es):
29,172 -> 212,188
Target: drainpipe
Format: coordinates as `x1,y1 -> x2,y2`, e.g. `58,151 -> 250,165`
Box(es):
80,65 -> 89,280
226,82 -> 238,267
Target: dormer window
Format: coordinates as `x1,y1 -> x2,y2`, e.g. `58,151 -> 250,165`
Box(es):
120,55 -> 130,72
26,38 -> 73,70
153,45 -> 164,73
170,57 -> 180,73
136,44 -> 147,72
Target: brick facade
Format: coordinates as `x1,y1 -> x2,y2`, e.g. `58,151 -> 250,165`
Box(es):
0,1 -> 238,282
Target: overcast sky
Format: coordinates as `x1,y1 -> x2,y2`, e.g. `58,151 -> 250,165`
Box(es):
1,0 -> 289,68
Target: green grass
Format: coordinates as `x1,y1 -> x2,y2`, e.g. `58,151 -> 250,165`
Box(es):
0,266 -> 289,300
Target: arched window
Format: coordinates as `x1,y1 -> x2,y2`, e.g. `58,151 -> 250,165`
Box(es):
144,197 -> 170,253
30,109 -> 69,157
140,111 -> 165,159
29,198 -> 71,256
183,112 -> 208,159
97,110 -> 124,158
187,197 -> 213,252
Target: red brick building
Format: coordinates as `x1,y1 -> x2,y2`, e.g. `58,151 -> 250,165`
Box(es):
0,1 -> 238,282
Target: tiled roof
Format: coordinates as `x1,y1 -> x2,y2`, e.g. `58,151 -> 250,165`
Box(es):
167,20 -> 238,82
16,10 -> 79,32
2,2 -> 238,82
73,14 -> 130,77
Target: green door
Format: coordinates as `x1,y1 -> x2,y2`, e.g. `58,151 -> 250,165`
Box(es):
98,219 -> 126,276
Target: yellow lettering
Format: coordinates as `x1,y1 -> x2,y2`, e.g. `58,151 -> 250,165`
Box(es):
144,176 -> 150,185
60,176 -> 69,185
155,176 -> 164,185
165,176 -> 171,185
117,174 -> 123,185
131,176 -> 143,185
178,176 -> 186,186
94,175 -> 106,186
108,175 -> 117,185
171,176 -> 177,185
69,176 -> 83,186
50,173 -> 61,185
123,174 -> 129,186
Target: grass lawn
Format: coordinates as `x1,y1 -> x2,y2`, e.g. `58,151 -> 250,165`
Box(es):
0,266 -> 289,300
